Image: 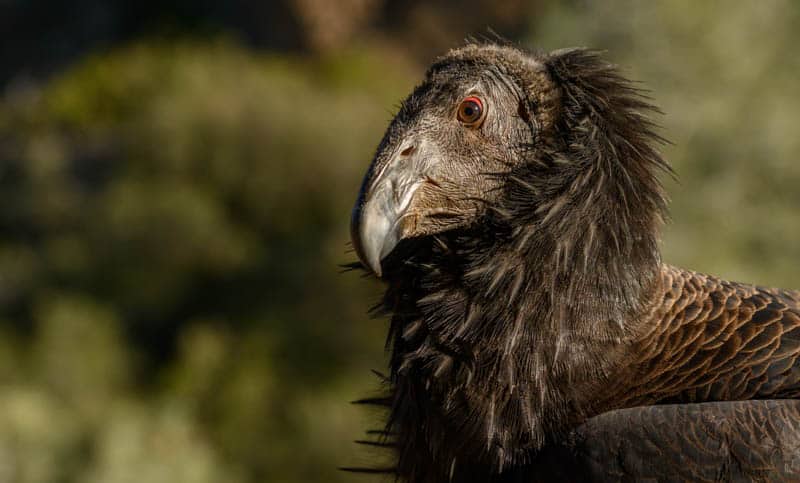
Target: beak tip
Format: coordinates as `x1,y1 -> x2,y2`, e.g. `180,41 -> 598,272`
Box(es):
362,219 -> 396,279
351,204 -> 389,278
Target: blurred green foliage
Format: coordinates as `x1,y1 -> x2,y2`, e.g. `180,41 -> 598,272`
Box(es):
0,2 -> 797,482
0,40 -> 413,482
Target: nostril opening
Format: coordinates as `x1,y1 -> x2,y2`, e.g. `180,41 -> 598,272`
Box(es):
400,145 -> 415,157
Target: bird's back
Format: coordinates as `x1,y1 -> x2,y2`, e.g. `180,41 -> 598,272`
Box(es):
529,400 -> 800,482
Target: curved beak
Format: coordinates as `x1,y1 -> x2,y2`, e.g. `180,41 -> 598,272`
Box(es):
350,142 -> 427,277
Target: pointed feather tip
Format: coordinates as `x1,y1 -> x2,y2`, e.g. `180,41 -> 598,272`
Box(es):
354,439 -> 396,448
350,396 -> 391,406
338,260 -> 367,274
338,466 -> 397,474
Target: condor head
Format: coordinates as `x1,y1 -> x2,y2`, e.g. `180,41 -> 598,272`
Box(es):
350,44 -> 667,278
350,45 -> 551,277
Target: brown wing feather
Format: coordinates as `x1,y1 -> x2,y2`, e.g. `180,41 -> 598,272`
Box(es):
611,266 -> 800,407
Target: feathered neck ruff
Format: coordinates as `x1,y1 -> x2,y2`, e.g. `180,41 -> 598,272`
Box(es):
377,48 -> 672,480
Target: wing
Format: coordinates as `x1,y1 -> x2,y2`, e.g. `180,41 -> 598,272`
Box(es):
529,400 -> 800,482
614,267 -> 800,407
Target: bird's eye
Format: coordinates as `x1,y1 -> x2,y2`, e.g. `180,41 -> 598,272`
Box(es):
457,96 -> 485,127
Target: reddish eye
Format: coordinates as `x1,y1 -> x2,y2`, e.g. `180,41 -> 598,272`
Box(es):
457,96 -> 485,126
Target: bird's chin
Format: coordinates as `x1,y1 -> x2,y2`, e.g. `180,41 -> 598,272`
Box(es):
371,236 -> 430,279
373,221 -> 473,279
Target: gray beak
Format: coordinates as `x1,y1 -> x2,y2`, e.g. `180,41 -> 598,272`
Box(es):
350,142 -> 427,277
